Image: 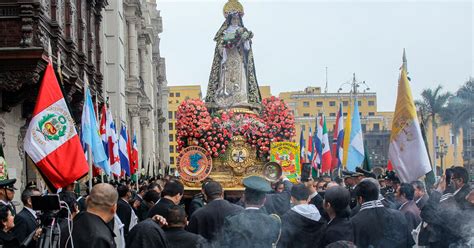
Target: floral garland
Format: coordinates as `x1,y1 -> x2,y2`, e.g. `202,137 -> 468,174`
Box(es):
176,97 -> 295,160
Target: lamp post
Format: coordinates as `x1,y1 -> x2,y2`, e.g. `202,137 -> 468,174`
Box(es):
436,137 -> 448,175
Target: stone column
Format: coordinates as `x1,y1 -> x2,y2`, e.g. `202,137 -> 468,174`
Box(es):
140,117 -> 150,174
128,19 -> 139,80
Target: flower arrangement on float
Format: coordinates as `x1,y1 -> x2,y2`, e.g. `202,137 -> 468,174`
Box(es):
176,97 -> 295,160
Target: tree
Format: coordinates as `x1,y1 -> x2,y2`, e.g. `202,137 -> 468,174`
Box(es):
440,97 -> 465,166
415,85 -> 451,175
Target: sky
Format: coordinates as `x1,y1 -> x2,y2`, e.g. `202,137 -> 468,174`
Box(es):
157,0 -> 473,112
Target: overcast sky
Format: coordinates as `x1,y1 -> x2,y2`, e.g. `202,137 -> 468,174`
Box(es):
158,0 -> 473,111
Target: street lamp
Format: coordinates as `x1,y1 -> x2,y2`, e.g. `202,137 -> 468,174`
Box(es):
337,73 -> 371,95
435,137 -> 449,174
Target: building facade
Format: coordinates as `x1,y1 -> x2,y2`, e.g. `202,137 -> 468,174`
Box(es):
279,86 -> 394,168
0,0 -> 107,196
101,0 -> 168,176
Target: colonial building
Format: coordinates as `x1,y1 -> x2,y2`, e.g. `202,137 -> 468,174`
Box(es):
101,0 -> 168,177
0,0 -> 107,196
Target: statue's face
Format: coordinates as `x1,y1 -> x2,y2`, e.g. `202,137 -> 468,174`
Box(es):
231,15 -> 240,26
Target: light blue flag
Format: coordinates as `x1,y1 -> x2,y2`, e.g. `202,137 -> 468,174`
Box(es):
346,100 -> 365,172
81,87 -> 110,175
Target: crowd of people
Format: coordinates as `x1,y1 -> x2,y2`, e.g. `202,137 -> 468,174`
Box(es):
0,166 -> 471,248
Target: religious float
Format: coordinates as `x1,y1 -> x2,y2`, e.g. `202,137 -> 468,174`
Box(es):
176,0 -> 296,194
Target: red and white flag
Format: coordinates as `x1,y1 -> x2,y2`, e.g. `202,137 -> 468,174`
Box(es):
24,63 -> 88,188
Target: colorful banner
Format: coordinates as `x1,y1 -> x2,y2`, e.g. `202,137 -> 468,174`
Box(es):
270,142 -> 300,182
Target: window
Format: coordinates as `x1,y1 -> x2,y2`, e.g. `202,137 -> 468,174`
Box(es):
359,112 -> 362,116
301,125 -> 306,131
170,157 -> 175,164
373,123 -> 380,131
361,124 -> 367,132
175,100 -> 179,103
343,101 -> 348,106
303,113 -> 310,117
169,145 -> 174,153
329,113 -> 336,117
169,134 -> 173,142
169,122 -> 173,130
168,111 -> 173,119
343,112 -> 348,117
368,100 -> 375,106
169,92 -> 174,97
329,101 -> 336,107
174,111 -> 177,119
368,112 -> 375,116
316,101 -> 323,107
303,101 -> 310,107
358,101 -> 362,106
176,92 -> 181,97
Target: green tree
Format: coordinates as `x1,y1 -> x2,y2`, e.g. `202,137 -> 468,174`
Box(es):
415,85 -> 451,176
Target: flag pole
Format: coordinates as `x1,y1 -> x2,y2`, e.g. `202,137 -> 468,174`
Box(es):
88,146 -> 93,189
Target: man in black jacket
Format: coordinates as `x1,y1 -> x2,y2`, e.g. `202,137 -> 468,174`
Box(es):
187,181 -> 243,241
71,183 -> 117,248
165,205 -> 206,248
351,180 -> 415,248
147,180 -> 184,221
278,184 -> 324,248
264,177 -> 293,216
13,187 -> 41,247
116,184 -> 136,237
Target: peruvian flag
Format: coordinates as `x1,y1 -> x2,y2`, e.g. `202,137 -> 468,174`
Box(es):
106,110 -> 121,176
126,130 -> 133,174
320,115 -> 333,173
24,63 -> 88,188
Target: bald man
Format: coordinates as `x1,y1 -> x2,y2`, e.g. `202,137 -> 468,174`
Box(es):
70,183 -> 118,248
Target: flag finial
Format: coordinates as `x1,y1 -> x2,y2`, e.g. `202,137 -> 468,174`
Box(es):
47,40 -> 52,63
402,48 -> 407,71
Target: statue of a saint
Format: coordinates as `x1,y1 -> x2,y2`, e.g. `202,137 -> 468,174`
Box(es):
205,0 -> 262,111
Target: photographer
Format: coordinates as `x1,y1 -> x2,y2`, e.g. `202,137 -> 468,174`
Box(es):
13,188 -> 41,248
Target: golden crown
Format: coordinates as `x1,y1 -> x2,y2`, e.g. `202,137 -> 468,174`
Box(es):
223,0 -> 244,17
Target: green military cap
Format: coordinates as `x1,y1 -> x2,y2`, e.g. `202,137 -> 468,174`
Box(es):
0,179 -> 17,190
342,170 -> 354,178
243,176 -> 272,193
351,172 -> 364,177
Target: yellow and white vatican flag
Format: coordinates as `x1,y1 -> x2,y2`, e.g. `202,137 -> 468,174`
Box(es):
388,58 -> 431,183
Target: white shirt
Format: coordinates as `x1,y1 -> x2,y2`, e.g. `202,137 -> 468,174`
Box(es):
24,207 -> 37,219
245,207 -> 260,210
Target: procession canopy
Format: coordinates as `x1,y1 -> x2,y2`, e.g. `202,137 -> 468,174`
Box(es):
205,0 -> 262,113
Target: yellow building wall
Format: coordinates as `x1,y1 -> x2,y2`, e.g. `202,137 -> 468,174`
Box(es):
259,86 -> 272,99
424,120 -> 464,171
168,85 -> 202,168
279,87 -> 389,143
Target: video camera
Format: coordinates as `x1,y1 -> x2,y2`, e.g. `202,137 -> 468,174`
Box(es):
22,195 -> 63,248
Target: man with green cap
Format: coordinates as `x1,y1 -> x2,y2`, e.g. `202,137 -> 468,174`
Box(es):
216,176 -> 281,248
0,178 -> 17,216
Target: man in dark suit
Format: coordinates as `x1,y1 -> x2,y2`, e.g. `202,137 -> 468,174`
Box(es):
116,184 -> 136,237
412,180 -> 429,210
396,183 -> 421,231
13,187 -> 40,247
264,177 -> 293,216
305,178 -> 327,221
419,166 -> 472,247
147,180 -> 184,222
187,181 -> 243,241
216,176 -> 281,248
319,186 -> 354,247
351,180 -> 415,248
165,205 -> 206,248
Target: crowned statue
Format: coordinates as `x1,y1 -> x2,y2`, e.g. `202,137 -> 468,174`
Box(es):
205,0 -> 262,112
